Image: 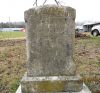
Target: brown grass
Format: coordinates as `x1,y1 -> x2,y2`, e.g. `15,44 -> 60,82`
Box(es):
0,37 -> 100,93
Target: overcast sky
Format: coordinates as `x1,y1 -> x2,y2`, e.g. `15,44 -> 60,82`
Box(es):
0,0 -> 100,22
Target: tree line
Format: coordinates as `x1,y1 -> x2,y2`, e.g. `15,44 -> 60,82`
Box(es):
0,22 -> 25,28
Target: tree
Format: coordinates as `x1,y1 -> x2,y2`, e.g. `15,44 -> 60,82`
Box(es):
43,0 -> 59,5
33,0 -> 37,6
33,0 -> 60,6
0,22 -> 25,28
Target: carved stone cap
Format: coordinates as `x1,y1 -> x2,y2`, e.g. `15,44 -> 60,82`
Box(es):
24,5 -> 76,22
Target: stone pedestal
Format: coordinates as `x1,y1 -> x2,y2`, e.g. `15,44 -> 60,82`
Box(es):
21,73 -> 83,93
20,5 -> 91,93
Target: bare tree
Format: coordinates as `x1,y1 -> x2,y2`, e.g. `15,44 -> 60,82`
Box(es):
43,0 -> 59,5
54,0 -> 60,5
33,0 -> 37,6
33,0 -> 60,6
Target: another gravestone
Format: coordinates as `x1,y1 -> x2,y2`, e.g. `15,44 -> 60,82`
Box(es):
20,5 -> 91,93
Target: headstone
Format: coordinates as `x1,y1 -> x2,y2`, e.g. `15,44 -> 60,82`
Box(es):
20,5 -> 91,93
25,5 -> 76,77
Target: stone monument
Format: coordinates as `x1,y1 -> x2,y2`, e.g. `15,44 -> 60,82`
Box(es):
20,5 -> 91,93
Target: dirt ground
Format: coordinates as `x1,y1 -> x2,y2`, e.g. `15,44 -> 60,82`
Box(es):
0,39 -> 26,93
0,39 -> 25,47
0,37 -> 100,93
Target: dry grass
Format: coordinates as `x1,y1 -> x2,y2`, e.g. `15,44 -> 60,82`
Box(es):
0,44 -> 26,93
74,37 -> 100,92
0,37 -> 100,93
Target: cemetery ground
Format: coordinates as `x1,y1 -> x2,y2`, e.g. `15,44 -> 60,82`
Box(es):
0,33 -> 100,93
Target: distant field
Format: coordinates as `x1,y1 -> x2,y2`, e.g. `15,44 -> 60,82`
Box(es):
0,32 -> 25,39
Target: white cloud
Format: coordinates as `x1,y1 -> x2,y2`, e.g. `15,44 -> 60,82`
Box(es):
64,0 -> 100,22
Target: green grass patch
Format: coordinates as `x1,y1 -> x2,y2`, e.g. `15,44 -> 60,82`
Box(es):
0,32 -> 25,39
10,79 -> 19,93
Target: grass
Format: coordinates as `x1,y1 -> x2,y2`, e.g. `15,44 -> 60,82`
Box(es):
75,37 -> 100,75
74,37 -> 100,93
0,45 -> 26,93
0,32 -> 25,39
0,36 -> 100,93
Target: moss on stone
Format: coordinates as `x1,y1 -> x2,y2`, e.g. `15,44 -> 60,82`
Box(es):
34,81 -> 65,92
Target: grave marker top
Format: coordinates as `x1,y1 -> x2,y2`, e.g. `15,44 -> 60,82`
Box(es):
25,5 -> 76,77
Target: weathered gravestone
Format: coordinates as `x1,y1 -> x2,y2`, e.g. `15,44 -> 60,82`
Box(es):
21,5 -> 91,93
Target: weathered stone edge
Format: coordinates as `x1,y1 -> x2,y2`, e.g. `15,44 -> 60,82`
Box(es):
21,72 -> 82,82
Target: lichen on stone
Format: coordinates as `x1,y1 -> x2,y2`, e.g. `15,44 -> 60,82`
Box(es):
25,5 -> 75,18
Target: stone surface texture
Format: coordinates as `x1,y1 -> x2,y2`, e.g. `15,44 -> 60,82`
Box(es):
16,84 -> 91,93
20,5 -> 91,93
21,73 -> 83,92
25,5 -> 76,77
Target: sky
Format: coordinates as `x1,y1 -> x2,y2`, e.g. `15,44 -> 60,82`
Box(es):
0,0 -> 100,22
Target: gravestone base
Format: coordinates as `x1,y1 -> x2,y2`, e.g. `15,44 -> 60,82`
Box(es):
16,84 -> 91,93
20,73 -> 91,93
